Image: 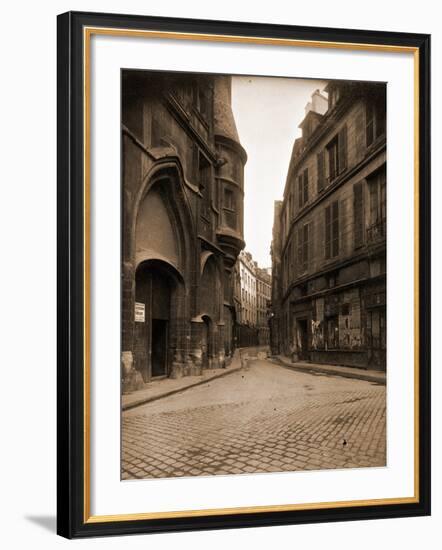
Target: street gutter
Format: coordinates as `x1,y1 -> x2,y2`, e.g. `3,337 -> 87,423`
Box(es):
269,356 -> 386,385
122,364 -> 243,411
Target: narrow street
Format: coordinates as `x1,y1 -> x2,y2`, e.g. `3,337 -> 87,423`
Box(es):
122,359 -> 386,479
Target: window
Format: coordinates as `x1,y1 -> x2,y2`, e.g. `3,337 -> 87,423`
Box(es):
327,137 -> 339,181
353,182 -> 365,248
325,201 -> 339,259
297,223 -> 309,273
366,168 -> 386,243
327,125 -> 347,182
368,168 -> 386,225
303,169 -> 309,204
366,96 -> 386,147
298,168 -> 309,208
223,186 -> 236,229
317,150 -> 325,193
297,175 -> 303,208
224,188 -> 234,210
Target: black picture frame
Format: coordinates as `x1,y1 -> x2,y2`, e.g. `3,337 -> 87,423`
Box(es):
57,10 -> 431,539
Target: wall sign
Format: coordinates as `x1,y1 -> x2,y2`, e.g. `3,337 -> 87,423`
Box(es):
134,302 -> 145,323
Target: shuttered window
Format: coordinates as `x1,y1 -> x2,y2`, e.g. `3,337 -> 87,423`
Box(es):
297,223 -> 309,272
353,182 -> 364,248
303,168 -> 309,204
325,201 -> 339,259
327,125 -> 348,182
366,97 -> 386,147
317,150 -> 325,192
332,201 -> 339,257
327,138 -> 339,181
298,174 -> 303,208
297,169 -> 309,208
338,125 -> 347,173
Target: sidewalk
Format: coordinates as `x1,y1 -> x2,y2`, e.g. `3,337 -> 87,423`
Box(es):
270,355 -> 386,385
122,352 -> 244,411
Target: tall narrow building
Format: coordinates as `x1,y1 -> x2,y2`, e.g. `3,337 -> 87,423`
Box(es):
271,82 -> 386,370
121,72 -> 247,390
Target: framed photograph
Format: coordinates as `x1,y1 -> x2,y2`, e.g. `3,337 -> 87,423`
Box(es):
57,11 -> 431,538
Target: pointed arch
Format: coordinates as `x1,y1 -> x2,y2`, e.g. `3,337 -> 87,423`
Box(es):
130,158 -> 197,278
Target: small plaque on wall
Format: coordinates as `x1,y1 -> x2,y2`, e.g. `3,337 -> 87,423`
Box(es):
134,302 -> 145,322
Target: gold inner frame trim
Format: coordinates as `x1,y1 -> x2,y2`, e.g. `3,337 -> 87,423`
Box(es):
83,26 -> 420,524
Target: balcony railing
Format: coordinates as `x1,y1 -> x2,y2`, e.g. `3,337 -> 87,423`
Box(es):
366,218 -> 386,244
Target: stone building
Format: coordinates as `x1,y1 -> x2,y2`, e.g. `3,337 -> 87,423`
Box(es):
121,71 -> 247,390
271,82 -> 386,370
269,200 -> 283,354
236,251 -> 257,326
256,267 -> 272,345
233,250 -> 271,347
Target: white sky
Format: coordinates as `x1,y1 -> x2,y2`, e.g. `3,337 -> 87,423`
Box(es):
232,76 -> 327,268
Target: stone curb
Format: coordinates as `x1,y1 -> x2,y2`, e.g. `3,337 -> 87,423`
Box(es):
269,356 -> 386,385
122,364 -> 243,411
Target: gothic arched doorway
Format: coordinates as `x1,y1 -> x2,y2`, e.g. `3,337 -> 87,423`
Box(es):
134,260 -> 181,381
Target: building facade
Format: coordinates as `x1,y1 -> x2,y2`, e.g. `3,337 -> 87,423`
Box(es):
271,82 -> 386,370
269,200 -> 283,354
233,250 -> 271,347
121,71 -> 247,390
256,267 -> 272,345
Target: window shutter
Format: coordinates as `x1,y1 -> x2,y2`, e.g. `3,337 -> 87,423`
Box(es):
338,125 -> 347,173
325,206 -> 331,259
353,182 -> 364,248
332,201 -> 339,257
303,168 -> 309,204
298,175 -> 303,208
355,111 -> 364,162
317,150 -> 325,192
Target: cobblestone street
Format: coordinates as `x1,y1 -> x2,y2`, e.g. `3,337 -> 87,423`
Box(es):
122,359 -> 386,480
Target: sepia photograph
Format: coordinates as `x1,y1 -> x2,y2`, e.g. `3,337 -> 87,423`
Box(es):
120,70 -> 387,481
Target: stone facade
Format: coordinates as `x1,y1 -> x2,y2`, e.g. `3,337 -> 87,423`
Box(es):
271,82 -> 386,370
256,267 -> 272,345
233,250 -> 271,347
122,71 -> 246,390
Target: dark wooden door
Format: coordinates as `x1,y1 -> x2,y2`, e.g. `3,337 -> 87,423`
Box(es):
151,319 -> 168,377
201,322 -> 209,368
298,319 -> 309,360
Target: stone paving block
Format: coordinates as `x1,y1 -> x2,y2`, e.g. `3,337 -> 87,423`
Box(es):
122,359 -> 386,480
